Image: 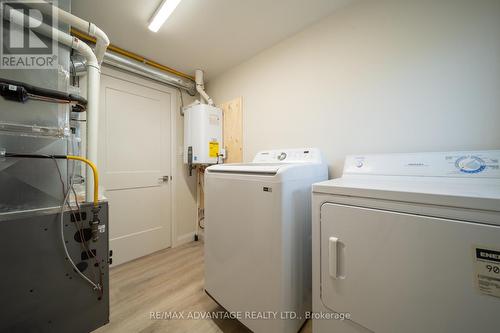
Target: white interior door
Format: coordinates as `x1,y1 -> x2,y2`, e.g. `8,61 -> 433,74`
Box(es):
99,69 -> 173,266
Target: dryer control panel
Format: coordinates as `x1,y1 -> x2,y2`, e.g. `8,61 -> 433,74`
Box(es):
344,150 -> 500,178
253,148 -> 323,164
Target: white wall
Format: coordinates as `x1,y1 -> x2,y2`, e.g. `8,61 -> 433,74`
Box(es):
207,0 -> 500,177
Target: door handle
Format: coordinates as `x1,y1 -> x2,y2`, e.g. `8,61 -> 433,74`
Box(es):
329,237 -> 339,279
159,176 -> 169,183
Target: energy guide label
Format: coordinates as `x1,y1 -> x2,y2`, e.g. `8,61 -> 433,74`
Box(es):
474,246 -> 500,298
209,141 -> 219,158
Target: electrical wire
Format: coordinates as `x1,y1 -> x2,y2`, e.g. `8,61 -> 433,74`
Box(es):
60,183 -> 101,292
69,206 -> 103,298
5,153 -> 100,208
69,138 -> 103,297
178,87 -> 184,108
52,156 -> 101,292
65,169 -> 99,288
177,87 -> 185,116
52,157 -> 66,200
67,178 -> 103,294
198,167 -> 205,230
5,151 -> 102,293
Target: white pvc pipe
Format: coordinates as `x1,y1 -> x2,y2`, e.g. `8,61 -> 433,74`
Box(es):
85,66 -> 100,203
6,9 -> 95,63
195,69 -> 214,106
6,7 -> 103,203
40,3 -> 110,202
40,1 -> 110,65
39,2 -> 109,203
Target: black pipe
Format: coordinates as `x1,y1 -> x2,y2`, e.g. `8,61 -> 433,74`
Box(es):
0,77 -> 87,106
4,153 -> 68,160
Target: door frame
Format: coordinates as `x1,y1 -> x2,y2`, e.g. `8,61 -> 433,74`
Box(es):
99,65 -> 179,249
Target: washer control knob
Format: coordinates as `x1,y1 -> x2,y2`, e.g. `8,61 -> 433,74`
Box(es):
278,152 -> 287,161
455,155 -> 486,174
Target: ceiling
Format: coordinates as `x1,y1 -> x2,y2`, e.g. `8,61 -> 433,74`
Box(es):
72,0 -> 353,80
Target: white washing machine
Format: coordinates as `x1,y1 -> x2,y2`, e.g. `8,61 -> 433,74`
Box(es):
205,148 -> 328,333
312,150 -> 500,333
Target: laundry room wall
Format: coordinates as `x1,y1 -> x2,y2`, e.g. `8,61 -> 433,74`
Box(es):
207,0 -> 500,177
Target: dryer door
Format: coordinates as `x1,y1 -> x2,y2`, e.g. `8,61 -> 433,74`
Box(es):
320,203 -> 500,333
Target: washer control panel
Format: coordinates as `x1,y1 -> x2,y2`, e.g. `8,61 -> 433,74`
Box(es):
344,150 -> 500,178
253,148 -> 323,164
454,155 -> 487,174
277,152 -> 287,161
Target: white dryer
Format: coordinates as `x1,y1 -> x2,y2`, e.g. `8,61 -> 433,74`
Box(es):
312,150 -> 500,333
205,148 -> 328,333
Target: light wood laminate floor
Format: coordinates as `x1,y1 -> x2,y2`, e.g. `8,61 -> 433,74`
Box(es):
93,241 -> 312,333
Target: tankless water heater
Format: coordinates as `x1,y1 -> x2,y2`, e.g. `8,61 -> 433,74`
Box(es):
183,103 -> 222,165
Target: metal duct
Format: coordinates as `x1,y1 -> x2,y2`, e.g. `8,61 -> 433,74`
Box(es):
70,54 -> 87,77
72,51 -> 196,94
0,0 -> 71,213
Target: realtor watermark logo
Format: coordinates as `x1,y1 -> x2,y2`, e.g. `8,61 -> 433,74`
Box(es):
0,0 -> 58,69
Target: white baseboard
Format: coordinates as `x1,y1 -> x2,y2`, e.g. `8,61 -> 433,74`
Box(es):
174,232 -> 196,247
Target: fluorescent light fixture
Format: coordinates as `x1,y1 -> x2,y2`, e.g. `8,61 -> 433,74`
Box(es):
148,0 -> 182,32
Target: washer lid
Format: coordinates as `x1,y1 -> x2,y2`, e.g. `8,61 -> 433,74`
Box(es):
207,148 -> 324,176
313,176 -> 500,212
206,163 -> 288,175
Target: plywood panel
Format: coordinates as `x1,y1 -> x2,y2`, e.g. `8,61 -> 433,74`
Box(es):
219,97 -> 243,163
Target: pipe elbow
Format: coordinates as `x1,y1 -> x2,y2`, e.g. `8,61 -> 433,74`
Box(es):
44,1 -> 109,66
93,25 -> 110,46
194,69 -> 214,106
196,86 -> 214,106
72,37 -> 99,69
92,25 -> 110,65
